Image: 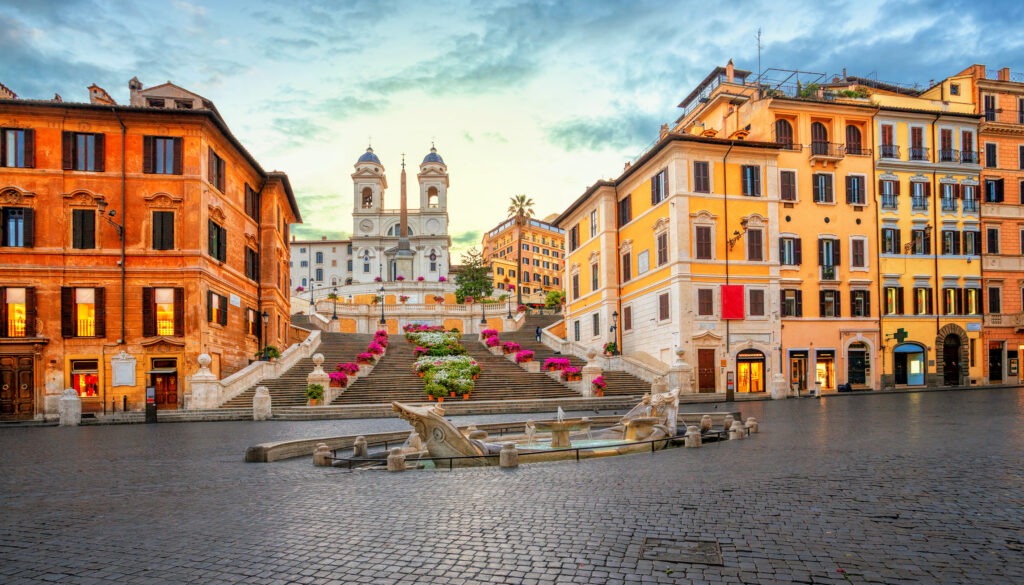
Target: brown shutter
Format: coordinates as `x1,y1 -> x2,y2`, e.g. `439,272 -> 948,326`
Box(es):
895,180 -> 901,196
794,238 -> 802,264
142,287 -> 155,337
173,138 -> 183,175
23,287 -> 35,337
173,287 -> 184,336
845,176 -> 853,204
795,290 -> 803,317
22,208 -> 34,248
206,290 -> 213,322
62,131 -> 74,169
142,136 -> 154,173
832,240 -> 841,266
61,287 -> 75,337
94,288 -> 106,338
208,148 -> 215,184
650,176 -> 657,205
94,133 -> 105,172
0,288 -> 7,337
24,129 -> 34,168
219,294 -> 228,326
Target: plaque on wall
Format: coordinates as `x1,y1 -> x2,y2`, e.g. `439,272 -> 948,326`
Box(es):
230,294 -> 241,307
111,351 -> 137,387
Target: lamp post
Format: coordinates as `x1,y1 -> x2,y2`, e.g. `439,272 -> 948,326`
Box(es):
506,285 -> 514,319
331,286 -> 338,321
480,296 -> 488,326
309,283 -> 316,314
610,310 -> 619,355
379,285 -> 386,325
261,310 -> 269,360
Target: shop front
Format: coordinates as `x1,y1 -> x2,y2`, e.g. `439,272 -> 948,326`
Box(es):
736,349 -> 765,393
893,343 -> 926,386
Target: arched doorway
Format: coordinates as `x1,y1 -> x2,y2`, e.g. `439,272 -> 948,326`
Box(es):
847,341 -> 868,386
737,349 -> 765,392
943,335 -> 962,386
893,343 -> 926,385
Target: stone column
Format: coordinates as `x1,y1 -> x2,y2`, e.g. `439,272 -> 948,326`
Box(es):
252,386 -> 271,421
580,350 -> 602,398
386,447 -> 406,472
58,389 -> 81,426
499,443 -> 519,468
668,347 -> 695,394
770,372 -> 788,400
307,353 -> 331,403
189,354 -> 221,409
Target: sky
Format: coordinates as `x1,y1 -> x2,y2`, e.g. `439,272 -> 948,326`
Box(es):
3,0 -> 1023,258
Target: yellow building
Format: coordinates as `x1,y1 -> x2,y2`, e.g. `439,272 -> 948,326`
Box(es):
481,216 -> 565,305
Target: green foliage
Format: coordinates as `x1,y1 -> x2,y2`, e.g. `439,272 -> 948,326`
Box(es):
797,83 -> 821,98
837,87 -> 869,98
306,383 -> 324,400
506,194 -> 535,223
454,247 -> 493,302
424,382 -> 448,398
545,290 -> 565,308
256,345 -> 281,359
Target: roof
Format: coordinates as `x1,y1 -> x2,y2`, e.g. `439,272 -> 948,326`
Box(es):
422,146 -> 444,165
677,65 -> 753,109
357,147 -> 381,164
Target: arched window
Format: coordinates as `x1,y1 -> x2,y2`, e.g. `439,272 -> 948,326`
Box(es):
845,125 -> 862,155
361,187 -> 373,208
428,249 -> 438,272
427,186 -> 439,208
775,119 -> 794,149
811,122 -> 829,155
386,224 -> 414,236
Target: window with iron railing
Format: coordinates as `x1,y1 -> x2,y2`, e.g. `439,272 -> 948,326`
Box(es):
910,147 -> 929,161
939,149 -> 959,163
881,194 -> 898,209
961,151 -> 979,164
880,144 -> 900,158
912,196 -> 928,210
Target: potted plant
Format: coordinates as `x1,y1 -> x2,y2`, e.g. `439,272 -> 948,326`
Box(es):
417,276 -> 425,282
399,295 -> 410,304
515,350 -> 535,364
328,371 -> 348,388
502,341 -> 521,354
517,304 -> 528,313
562,366 -> 581,382
433,295 -> 445,304
603,341 -> 619,356
438,276 -> 447,282
396,275 -> 405,282
592,375 -> 607,397
255,345 -> 281,361
306,383 -> 325,406
337,362 -> 360,375
356,352 -> 375,365
374,276 -> 382,282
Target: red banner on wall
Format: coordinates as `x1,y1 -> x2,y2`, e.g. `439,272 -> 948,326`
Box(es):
721,285 -> 745,320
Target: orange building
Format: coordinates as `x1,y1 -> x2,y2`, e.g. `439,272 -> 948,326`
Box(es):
0,79 -> 300,420
481,215 -> 565,305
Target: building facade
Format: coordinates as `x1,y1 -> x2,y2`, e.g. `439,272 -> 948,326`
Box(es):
481,216 -> 565,304
289,236 -> 353,300
0,79 -> 299,419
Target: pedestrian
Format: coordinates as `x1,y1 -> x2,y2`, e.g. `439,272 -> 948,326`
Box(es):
535,326 -> 542,342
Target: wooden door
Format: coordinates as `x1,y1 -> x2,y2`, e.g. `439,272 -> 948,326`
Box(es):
943,337 -> 961,386
697,349 -> 716,393
0,355 -> 34,419
152,373 -> 179,410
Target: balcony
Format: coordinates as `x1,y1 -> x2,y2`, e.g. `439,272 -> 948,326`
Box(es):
879,144 -> 900,159
962,199 -> 979,213
961,151 -> 979,164
938,149 -> 960,163
845,145 -> 872,157
941,198 -> 957,212
881,194 -> 898,210
809,141 -> 845,162
819,265 -> 838,281
909,147 -> 930,161
911,197 -> 929,211
985,313 -> 1024,328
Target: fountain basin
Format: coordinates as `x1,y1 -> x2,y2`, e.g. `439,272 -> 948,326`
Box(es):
531,419 -> 591,448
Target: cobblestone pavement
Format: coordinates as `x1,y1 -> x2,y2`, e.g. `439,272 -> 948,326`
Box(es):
1,390 -> 1022,584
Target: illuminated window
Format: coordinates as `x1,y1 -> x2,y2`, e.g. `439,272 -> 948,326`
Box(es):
71,359 -> 99,398
3,287 -> 27,337
75,288 -> 96,336
155,288 -> 176,336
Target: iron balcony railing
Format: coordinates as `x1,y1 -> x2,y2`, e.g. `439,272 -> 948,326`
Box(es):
911,197 -> 929,210
844,145 -> 871,156
820,265 -> 837,281
909,147 -> 930,161
880,144 -> 900,159
984,110 -> 997,122
77,319 -> 95,337
7,317 -> 26,337
961,151 -> 979,164
939,149 -> 960,163
941,198 -> 958,212
881,194 -> 898,209
810,141 -> 844,158
962,199 -> 979,212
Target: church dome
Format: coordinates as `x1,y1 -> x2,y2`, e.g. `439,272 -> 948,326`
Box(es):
357,147 -> 381,165
422,146 -> 445,165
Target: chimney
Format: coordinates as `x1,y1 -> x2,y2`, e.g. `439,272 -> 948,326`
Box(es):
726,59 -> 735,83
659,123 -> 669,139
0,81 -> 16,100
88,84 -> 116,106
998,67 -> 1011,82
321,235 -> 327,240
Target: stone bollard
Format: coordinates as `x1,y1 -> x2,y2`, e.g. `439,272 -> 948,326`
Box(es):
386,447 -> 406,472
722,415 -> 734,435
729,420 -> 745,440
252,386 -> 271,421
499,443 -> 519,468
684,425 -> 702,448
352,436 -> 368,459
312,443 -> 332,466
699,414 -> 712,433
745,417 -> 759,434
58,388 -> 82,427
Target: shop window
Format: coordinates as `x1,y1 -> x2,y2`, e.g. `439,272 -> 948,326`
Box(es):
71,359 -> 100,398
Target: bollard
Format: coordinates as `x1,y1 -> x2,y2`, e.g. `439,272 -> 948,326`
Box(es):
252,386 -> 272,421
58,389 -> 82,427
499,443 -> 519,468
312,443 -> 332,466
700,415 -> 712,433
744,417 -> 758,434
729,420 -> 745,440
722,415 -> 734,435
386,447 -> 406,472
123,395 -> 128,412
684,425 -> 702,448
352,436 -> 368,459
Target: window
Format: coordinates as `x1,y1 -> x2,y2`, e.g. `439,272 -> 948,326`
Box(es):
884,287 -> 904,315
780,170 -> 796,201
781,289 -> 802,317
695,226 -> 712,259
984,94 -> 997,121
775,119 -> 794,149
143,287 -> 183,337
987,227 -> 1000,254
811,122 -> 829,155
812,173 -> 833,203
963,231 -> 980,256
748,289 -> 765,317
315,251 -> 323,264
1020,145 -> 1024,170
851,238 -> 866,268
961,131 -> 976,162
299,260 -> 308,268
656,233 -> 668,266
571,274 -> 580,299
637,250 -> 649,274
244,184 -> 260,221
1,207 -> 33,247
658,292 -> 670,321
910,228 -> 932,255
617,195 -> 632,226
950,83 -> 960,96
963,185 -> 978,211
143,136 -> 182,175
62,131 -> 104,171
880,179 -> 899,209
747,228 -> 763,261
208,290 -> 228,326
880,124 -> 897,157
942,288 -> 961,315
940,183 -> 957,212
569,225 -> 579,250
818,237 -> 840,267
851,290 -> 870,317
845,175 -> 865,205
985,178 -> 1004,202
741,165 -> 761,196
347,259 -> 353,271
913,287 -> 932,315
845,125 -> 862,155
939,129 -> 955,162
245,248 -> 260,280
621,252 -> 631,282
208,219 -> 227,261
61,287 -> 104,337
1,128 -> 34,168
589,209 -> 598,237
651,169 -> 667,204
941,230 -> 961,255
985,143 -> 997,168
208,148 -> 226,191
965,288 -> 980,315
910,127 -> 926,160
693,161 -> 710,193
780,236 -> 801,266
881,228 -> 900,254
697,289 -> 713,316
591,313 -> 600,336
911,181 -> 930,210
70,359 -> 99,397
151,211 -> 174,250
315,268 -> 323,281
1,287 -> 35,338
246,307 -> 261,337
573,320 -> 580,342
819,290 -> 840,318
623,306 -> 632,331
72,209 -> 96,249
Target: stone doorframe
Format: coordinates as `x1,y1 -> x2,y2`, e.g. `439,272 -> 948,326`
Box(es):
935,324 -> 969,387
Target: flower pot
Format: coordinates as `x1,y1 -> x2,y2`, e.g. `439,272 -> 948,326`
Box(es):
462,394 -> 470,400
427,395 -> 434,401
308,399 -> 320,406
449,391 -> 456,397
437,396 -> 444,403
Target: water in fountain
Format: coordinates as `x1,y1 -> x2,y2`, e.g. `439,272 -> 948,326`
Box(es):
556,406 -> 565,423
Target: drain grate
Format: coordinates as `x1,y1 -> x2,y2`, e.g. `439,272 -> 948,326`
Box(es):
641,537 -> 723,565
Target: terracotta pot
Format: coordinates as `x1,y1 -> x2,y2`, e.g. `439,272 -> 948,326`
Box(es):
427,395 -> 434,401
449,391 -> 456,397
462,394 -> 470,400
437,396 -> 444,403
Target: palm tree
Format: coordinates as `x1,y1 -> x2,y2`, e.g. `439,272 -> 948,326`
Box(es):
507,194 -> 535,308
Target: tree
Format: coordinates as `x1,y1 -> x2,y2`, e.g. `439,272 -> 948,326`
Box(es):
454,247 -> 493,303
507,194 -> 535,308
544,290 -> 565,309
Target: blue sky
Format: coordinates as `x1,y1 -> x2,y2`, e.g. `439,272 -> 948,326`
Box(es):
3,0 -> 1022,256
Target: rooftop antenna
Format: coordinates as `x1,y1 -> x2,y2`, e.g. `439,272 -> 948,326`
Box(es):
756,27 -> 762,98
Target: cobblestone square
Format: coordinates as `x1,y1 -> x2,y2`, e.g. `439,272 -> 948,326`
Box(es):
1,390 -> 1022,584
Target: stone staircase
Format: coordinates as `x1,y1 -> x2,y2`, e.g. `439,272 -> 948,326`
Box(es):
220,332 -> 373,408
504,314 -> 651,397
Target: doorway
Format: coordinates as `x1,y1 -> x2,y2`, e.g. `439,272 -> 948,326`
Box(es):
988,341 -> 1004,383
736,349 -> 765,392
0,355 -> 34,419
943,335 -> 961,386
847,343 -> 868,385
815,350 -> 835,390
697,349 -> 716,393
789,350 -> 808,395
150,359 -> 179,410
894,343 -> 925,385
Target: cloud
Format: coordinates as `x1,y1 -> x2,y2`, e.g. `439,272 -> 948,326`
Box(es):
546,111 -> 662,153
290,224 -> 348,241
272,117 -> 326,145
452,230 -> 481,245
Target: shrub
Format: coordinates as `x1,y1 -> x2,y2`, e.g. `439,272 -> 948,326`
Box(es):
306,383 -> 325,400
328,371 -> 348,386
515,350 -> 535,364
336,362 -> 360,375
592,375 -> 607,391
485,336 -> 500,347
542,357 -> 571,371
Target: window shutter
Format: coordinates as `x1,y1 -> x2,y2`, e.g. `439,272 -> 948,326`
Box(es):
817,239 -> 824,266
922,181 -> 930,198
894,180 -> 901,196
94,133 -> 105,172
94,288 -> 106,338
173,137 -> 183,175
0,289 -> 6,337
864,292 -> 871,317
219,294 -> 228,326
219,226 -> 227,261
924,230 -> 932,254
62,131 -> 74,169
143,136 -> 154,173
173,288 -> 185,336
780,294 -> 786,316
795,290 -> 803,317
819,291 -> 826,317
832,240 -> 841,266
84,210 -> 95,248
794,238 -> 802,264
142,287 -> 155,337
954,184 -> 962,199
897,287 -> 905,314
812,174 -> 821,201
23,208 -> 34,247
207,290 -> 214,322
24,287 -> 36,337
997,179 -> 1005,202
650,176 -> 657,205
208,148 -> 215,184
23,129 -> 35,168
61,287 -> 74,337
845,176 -> 853,204
163,212 -> 175,249
953,233 -> 961,255
877,179 -> 884,197
894,229 -> 901,252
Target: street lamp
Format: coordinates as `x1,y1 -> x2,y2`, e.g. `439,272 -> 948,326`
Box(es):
261,310 -> 269,360
379,285 -> 386,325
480,295 -> 488,325
506,285 -> 514,319
309,283 -> 316,314
610,310 -> 619,354
331,286 -> 338,321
